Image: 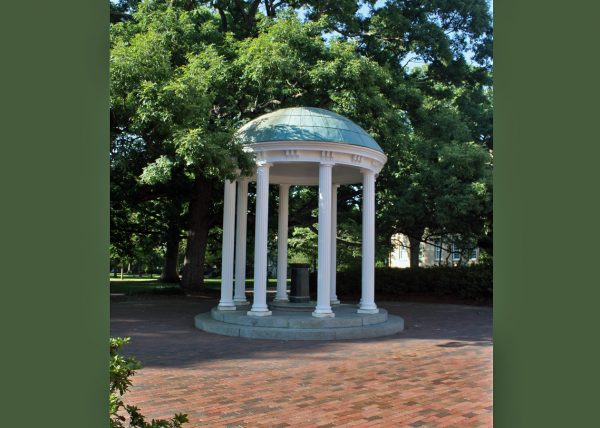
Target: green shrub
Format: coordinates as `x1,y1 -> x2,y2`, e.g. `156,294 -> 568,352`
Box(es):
110,337 -> 188,428
310,265 -> 492,303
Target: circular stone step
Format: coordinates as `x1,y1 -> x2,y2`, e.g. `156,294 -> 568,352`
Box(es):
211,305 -> 388,328
268,300 -> 317,312
194,305 -> 404,340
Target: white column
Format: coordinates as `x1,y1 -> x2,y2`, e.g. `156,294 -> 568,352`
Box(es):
218,178 -> 236,310
234,178 -> 249,304
313,162 -> 334,318
358,170 -> 378,313
330,184 -> 340,304
275,184 -> 290,302
248,163 -> 272,316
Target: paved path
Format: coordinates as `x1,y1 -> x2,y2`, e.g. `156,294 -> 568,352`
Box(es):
111,297 -> 492,427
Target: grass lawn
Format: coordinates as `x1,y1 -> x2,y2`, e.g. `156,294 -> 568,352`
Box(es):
110,276 -> 288,296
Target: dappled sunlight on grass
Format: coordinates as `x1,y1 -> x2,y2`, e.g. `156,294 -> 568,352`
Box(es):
110,277 -> 289,295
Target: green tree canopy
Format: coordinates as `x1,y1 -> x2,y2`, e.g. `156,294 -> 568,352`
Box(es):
110,0 -> 493,288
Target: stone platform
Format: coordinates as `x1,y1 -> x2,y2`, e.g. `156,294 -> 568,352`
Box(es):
194,304 -> 404,340
268,300 -> 317,312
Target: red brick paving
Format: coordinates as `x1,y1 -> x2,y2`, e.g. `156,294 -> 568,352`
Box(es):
111,297 -> 492,427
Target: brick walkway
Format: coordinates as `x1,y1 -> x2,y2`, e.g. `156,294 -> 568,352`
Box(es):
111,297 -> 492,427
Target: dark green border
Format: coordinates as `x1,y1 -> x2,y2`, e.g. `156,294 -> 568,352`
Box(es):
2,1 -> 108,426
495,1 -> 600,426
3,0 -> 600,426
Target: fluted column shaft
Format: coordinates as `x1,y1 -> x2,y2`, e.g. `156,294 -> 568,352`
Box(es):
275,184 -> 290,301
234,178 -> 249,304
248,163 -> 272,316
313,163 -> 334,318
218,178 -> 236,310
359,170 -> 378,313
330,184 -> 340,304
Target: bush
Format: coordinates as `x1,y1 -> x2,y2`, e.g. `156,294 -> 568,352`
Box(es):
110,337 -> 189,428
310,265 -> 492,303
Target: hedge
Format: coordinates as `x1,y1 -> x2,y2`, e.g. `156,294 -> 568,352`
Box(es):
309,265 -> 492,303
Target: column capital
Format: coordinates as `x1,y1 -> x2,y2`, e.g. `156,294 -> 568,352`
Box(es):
319,161 -> 335,167
256,161 -> 273,169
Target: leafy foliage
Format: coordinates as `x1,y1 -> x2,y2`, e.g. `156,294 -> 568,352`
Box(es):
310,264 -> 492,303
110,337 -> 189,428
110,0 -> 494,281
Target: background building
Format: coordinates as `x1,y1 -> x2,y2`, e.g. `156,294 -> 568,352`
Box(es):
389,233 -> 479,268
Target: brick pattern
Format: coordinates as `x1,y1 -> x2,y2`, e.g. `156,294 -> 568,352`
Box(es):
111,298 -> 492,427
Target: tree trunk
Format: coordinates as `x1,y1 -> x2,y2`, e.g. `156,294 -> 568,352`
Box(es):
120,264 -> 124,280
181,176 -> 213,293
408,231 -> 424,268
159,221 -> 181,283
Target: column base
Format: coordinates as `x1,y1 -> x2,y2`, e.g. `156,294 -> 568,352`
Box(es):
312,310 -> 335,318
330,299 -> 341,305
217,303 -> 237,311
273,297 -> 289,302
233,299 -> 249,305
357,307 -> 379,314
247,309 -> 272,317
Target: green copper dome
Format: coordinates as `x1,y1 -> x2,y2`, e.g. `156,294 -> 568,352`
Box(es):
235,107 -> 383,153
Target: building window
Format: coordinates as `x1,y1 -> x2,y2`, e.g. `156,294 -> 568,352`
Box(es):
470,248 -> 478,260
451,243 -> 461,261
434,239 -> 442,262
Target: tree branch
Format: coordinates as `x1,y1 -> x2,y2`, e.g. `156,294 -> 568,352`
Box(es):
248,0 -> 261,17
217,7 -> 228,32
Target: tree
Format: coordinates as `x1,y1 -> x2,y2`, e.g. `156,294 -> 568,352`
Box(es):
358,0 -> 493,267
111,3 -> 405,289
111,2 -> 255,291
110,0 -> 494,286
110,129 -> 187,281
110,0 -> 142,23
378,88 -> 492,267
